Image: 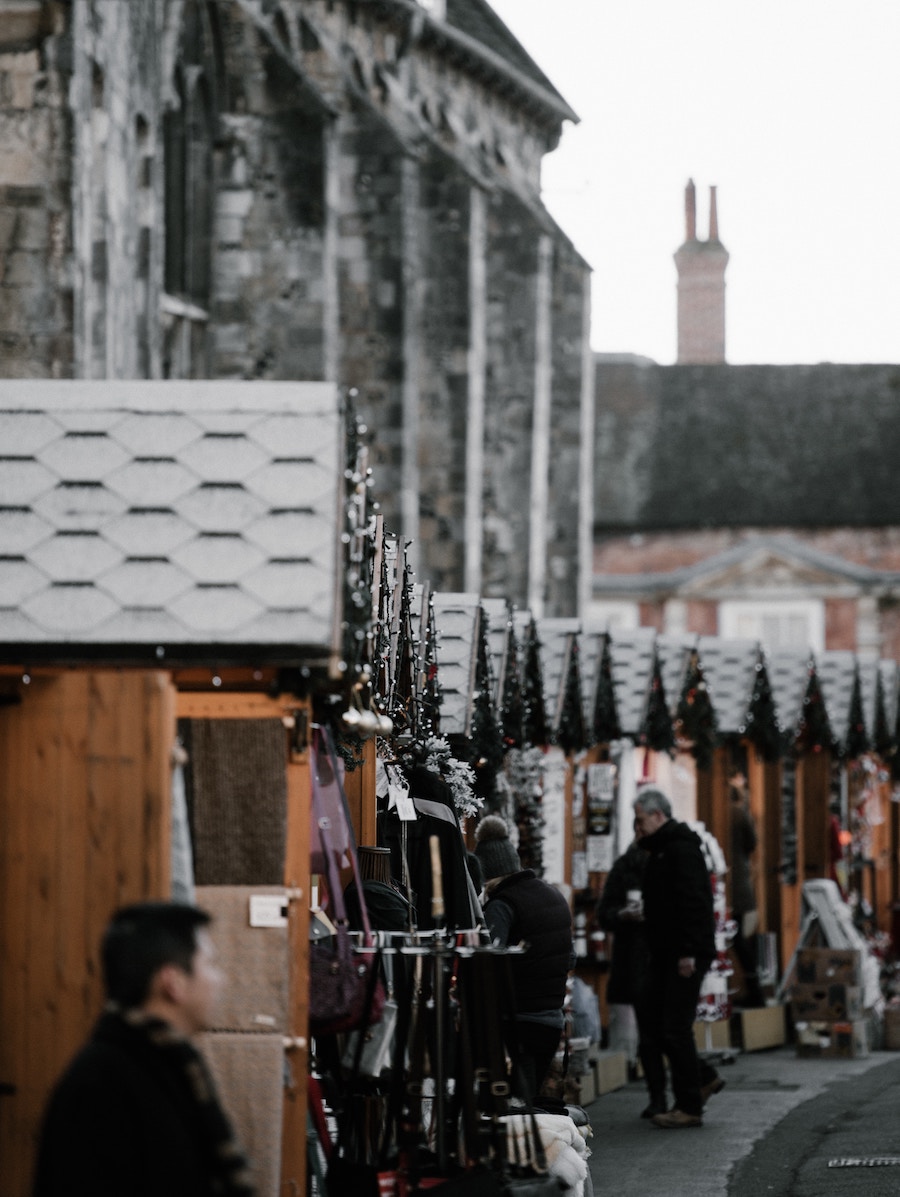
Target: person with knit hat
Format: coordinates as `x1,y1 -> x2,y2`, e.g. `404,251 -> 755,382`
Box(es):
474,814 -> 574,1104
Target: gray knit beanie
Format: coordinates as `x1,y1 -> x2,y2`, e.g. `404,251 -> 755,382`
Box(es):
474,815 -> 521,881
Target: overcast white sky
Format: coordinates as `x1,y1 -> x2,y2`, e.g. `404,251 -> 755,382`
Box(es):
489,0 -> 900,365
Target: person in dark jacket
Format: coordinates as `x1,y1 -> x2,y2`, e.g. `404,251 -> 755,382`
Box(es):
33,901 -> 254,1197
633,787 -> 720,1129
475,814 -> 573,1103
597,829 -> 663,1116
729,769 -> 764,1007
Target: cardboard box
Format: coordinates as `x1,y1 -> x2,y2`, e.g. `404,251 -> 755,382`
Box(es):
594,1050 -> 628,1095
795,948 -> 862,987
790,983 -> 864,1023
578,1066 -> 597,1105
693,1018 -> 730,1050
884,1006 -> 900,1051
732,1004 -> 786,1051
795,1018 -> 869,1058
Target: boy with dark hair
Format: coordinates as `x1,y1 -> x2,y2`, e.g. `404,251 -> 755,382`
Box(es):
33,901 -> 254,1197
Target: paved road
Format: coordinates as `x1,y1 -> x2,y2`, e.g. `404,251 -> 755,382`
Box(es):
584,1046 -> 900,1197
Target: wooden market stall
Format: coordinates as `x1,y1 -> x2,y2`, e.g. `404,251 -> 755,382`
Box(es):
0,380 -> 351,1197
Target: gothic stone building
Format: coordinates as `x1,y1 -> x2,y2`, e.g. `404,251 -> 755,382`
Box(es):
591,182 -> 900,660
0,0 -> 592,617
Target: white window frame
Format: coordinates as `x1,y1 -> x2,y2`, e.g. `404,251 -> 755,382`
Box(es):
719,598 -> 825,653
585,599 -> 640,633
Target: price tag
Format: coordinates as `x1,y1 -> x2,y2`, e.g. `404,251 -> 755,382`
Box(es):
389,773 -> 417,821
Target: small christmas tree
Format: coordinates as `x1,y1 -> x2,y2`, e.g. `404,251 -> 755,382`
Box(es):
555,636 -> 587,755
521,617 -> 548,748
500,606 -> 525,749
675,651 -> 718,770
469,609 -> 505,806
744,655 -> 783,763
795,668 -> 834,755
591,633 -> 621,745
641,655 -> 675,755
843,667 -> 870,761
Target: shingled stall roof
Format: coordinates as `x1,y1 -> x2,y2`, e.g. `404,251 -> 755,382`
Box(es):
656,633 -> 696,716
767,648 -> 814,739
816,650 -> 859,754
594,361 -> 900,530
608,627 -> 657,739
481,596 -> 512,707
695,636 -> 766,736
537,617 -> 581,735
432,592 -> 481,737
0,381 -> 342,669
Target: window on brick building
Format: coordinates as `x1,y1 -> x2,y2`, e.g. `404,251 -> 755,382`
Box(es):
162,0 -> 220,376
585,600 -> 640,632
719,599 -> 824,652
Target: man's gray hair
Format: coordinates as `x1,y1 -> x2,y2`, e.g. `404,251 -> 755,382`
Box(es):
633,787 -> 672,819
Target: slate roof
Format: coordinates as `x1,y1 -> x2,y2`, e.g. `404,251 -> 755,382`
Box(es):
766,649 -> 813,737
695,636 -> 762,735
594,360 -> 900,531
608,628 -> 656,739
432,591 -> 481,737
444,0 -> 577,122
0,380 -> 342,666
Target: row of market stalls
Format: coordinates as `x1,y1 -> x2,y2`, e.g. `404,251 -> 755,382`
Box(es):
391,586 -> 900,973
2,379 -> 898,1195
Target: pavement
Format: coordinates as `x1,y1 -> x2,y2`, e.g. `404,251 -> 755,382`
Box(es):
583,1043 -> 900,1197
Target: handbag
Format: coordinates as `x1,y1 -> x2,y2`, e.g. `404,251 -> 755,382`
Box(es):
342,944 -> 398,1077
309,726 -> 385,1036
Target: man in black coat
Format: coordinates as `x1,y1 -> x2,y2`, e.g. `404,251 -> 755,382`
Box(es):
475,815 -> 573,1104
33,902 -> 254,1197
633,787 -> 720,1129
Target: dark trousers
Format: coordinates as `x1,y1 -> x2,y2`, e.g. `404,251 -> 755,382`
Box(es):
511,1019 -> 562,1104
642,957 -> 712,1116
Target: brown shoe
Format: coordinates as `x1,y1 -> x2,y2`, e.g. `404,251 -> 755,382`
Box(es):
651,1109 -> 703,1129
700,1076 -> 726,1104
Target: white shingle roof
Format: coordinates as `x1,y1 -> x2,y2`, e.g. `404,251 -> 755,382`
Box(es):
432,592 -> 481,737
696,636 -> 762,734
537,617 -> 581,733
815,650 -> 858,750
0,381 -> 341,664
766,649 -> 812,738
608,628 -> 656,738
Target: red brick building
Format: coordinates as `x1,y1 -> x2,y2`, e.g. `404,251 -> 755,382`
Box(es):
592,183 -> 900,659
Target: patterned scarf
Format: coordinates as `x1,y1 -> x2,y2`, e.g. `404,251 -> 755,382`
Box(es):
111,1007 -> 256,1197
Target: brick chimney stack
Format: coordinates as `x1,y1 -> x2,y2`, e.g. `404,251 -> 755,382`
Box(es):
674,180 -> 729,363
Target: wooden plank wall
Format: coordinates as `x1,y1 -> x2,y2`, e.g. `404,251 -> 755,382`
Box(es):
0,670 -> 175,1197
176,690 -> 313,1195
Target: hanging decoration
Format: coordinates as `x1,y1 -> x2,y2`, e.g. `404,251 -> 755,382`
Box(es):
843,666 -> 870,761
591,632 -> 621,745
640,655 -> 675,755
521,617 -> 548,748
675,650 -> 718,770
468,608 -> 505,806
500,605 -> 526,749
741,653 -> 783,763
795,666 -> 834,755
555,635 -> 587,755
418,586 -> 442,742
339,390 -> 376,689
507,745 -> 547,875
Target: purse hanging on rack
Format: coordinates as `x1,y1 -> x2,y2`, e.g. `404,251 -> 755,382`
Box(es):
342,939 -> 399,1077
309,726 -> 386,1036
